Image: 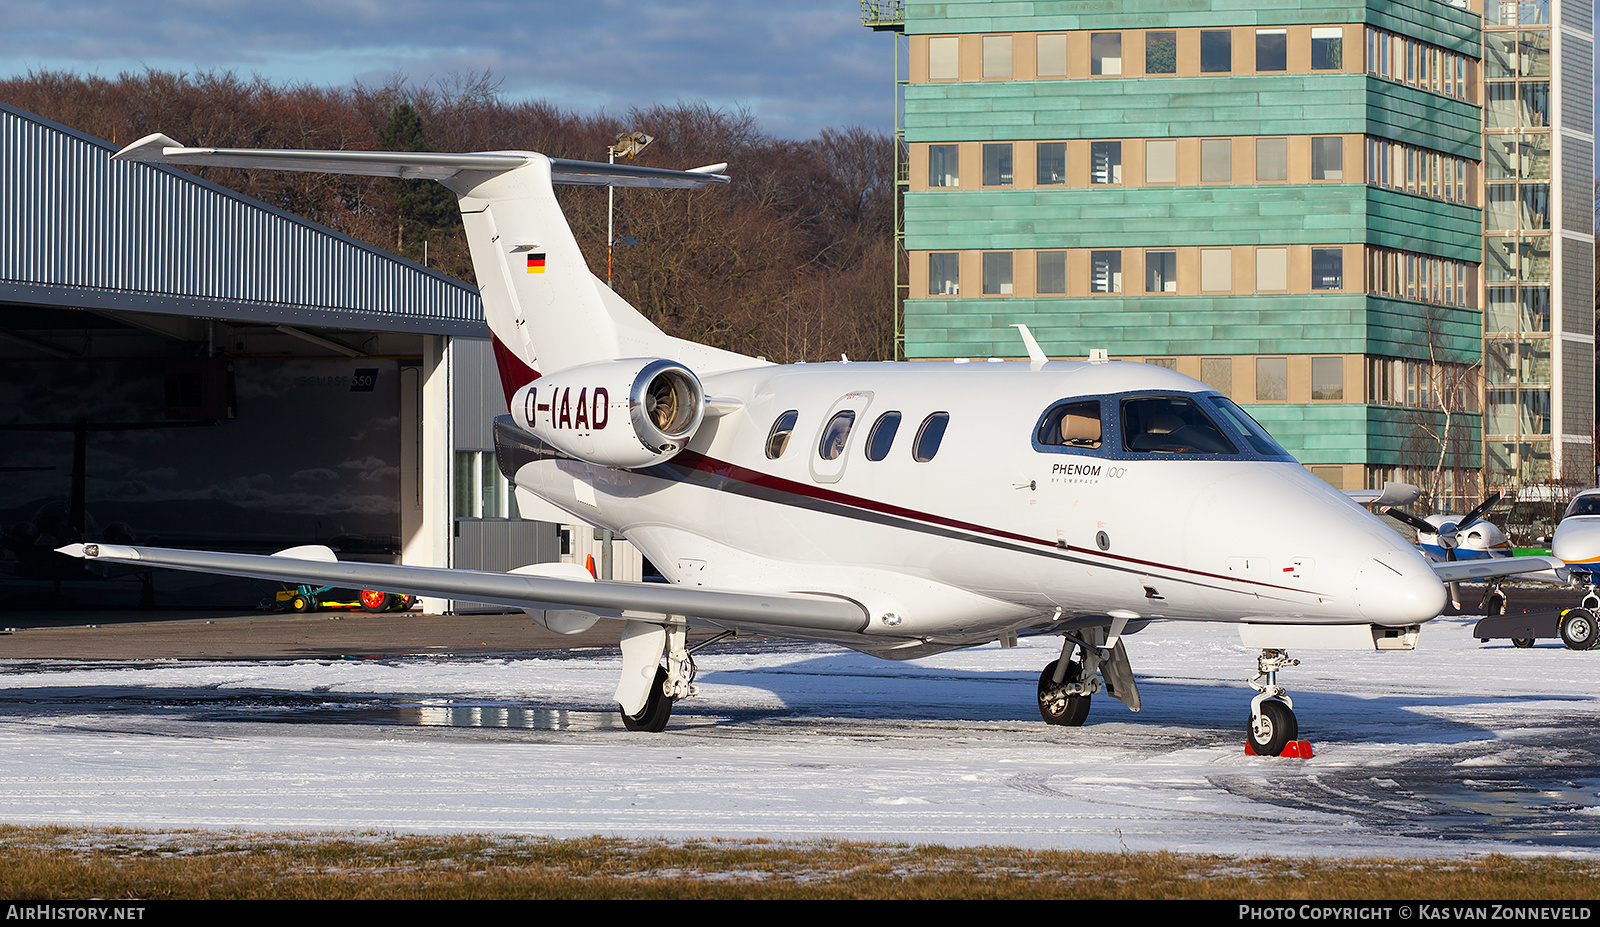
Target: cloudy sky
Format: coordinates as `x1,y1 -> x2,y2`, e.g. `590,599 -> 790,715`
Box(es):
0,1 -> 895,139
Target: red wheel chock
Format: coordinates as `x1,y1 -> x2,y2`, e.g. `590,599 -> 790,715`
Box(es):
1246,739 -> 1314,758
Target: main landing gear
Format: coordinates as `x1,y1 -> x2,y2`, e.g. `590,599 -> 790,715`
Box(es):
1246,649 -> 1310,757
1037,623 -> 1141,726
616,623 -> 734,732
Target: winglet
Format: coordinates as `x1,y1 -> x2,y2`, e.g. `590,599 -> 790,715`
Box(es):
1012,324 -> 1048,370
271,544 -> 338,562
112,133 -> 187,163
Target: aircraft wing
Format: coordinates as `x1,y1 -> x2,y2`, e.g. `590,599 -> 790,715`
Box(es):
55,543 -> 868,634
1430,555 -> 1567,584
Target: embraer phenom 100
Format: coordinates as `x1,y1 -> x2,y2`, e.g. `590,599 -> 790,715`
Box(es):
62,135 -> 1556,755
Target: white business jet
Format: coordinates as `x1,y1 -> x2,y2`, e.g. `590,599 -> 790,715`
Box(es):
58,134 -> 1554,755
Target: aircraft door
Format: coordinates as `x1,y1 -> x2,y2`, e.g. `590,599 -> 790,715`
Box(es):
809,391 -> 874,484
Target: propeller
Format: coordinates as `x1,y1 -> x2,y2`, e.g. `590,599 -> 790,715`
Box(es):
1387,490 -> 1505,610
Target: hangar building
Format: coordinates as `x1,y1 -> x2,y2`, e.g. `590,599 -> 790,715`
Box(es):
0,101 -> 633,610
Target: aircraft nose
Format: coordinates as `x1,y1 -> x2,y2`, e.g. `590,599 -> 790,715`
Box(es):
1353,552 -> 1448,624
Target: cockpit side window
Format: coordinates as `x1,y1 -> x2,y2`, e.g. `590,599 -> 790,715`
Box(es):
765,410 -> 799,459
1120,395 -> 1238,454
1037,400 -> 1102,450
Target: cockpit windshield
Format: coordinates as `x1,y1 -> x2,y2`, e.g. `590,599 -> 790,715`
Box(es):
1206,396 -> 1292,458
1120,395 -> 1237,455
1565,494 -> 1600,518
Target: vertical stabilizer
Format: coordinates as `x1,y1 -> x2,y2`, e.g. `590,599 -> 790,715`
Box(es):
111,137 -> 761,404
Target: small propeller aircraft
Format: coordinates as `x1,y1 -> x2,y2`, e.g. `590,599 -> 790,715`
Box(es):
56,133 -> 1560,755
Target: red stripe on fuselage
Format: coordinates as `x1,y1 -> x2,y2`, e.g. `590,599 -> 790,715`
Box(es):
665,449 -> 1328,598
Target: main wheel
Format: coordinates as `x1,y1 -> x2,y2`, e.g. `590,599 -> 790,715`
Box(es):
620,666 -> 674,732
1583,593 -> 1599,611
1558,608 -> 1598,651
1248,699 -> 1297,756
1038,658 -> 1091,726
1480,589 -> 1508,616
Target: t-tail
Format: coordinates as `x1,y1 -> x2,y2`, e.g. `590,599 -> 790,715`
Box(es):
113,135 -> 763,405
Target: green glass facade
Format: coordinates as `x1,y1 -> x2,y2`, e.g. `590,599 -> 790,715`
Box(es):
883,0 -> 1594,504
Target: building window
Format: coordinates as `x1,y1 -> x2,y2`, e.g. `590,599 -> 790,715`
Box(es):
1256,248 -> 1287,291
455,451 -> 514,519
1036,142 -> 1066,184
1090,141 -> 1122,184
1036,252 -> 1067,294
1256,29 -> 1287,71
1312,248 -> 1344,290
1311,137 -> 1343,180
928,144 -> 958,187
1090,251 -> 1122,293
1146,31 -> 1177,74
1145,140 -> 1177,184
1145,251 -> 1177,293
928,253 -> 959,296
982,252 -> 1014,295
1200,249 -> 1232,292
929,36 -> 959,80
1037,34 -> 1068,77
1312,357 -> 1344,401
982,35 -> 1013,79
1091,33 -> 1122,75
1256,137 -> 1288,182
1201,30 -> 1231,73
1200,139 -> 1231,183
1311,27 -> 1343,69
983,143 -> 1012,186
1145,357 -> 1177,369
1256,357 -> 1288,401
1200,357 -> 1232,397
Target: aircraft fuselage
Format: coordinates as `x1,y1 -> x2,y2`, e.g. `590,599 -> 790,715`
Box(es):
499,359 -> 1446,655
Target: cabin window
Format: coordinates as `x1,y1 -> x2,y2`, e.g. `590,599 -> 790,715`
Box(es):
765,410 -> 799,459
913,412 -> 950,462
1036,401 -> 1102,449
1120,396 -> 1238,454
818,410 -> 856,461
865,411 -> 901,461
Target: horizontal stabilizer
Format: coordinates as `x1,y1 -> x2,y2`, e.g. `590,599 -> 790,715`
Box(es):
57,543 -> 866,633
1430,555 -> 1566,583
113,134 -> 731,188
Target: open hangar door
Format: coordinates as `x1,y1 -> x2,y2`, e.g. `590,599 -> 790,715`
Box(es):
0,305 -> 422,609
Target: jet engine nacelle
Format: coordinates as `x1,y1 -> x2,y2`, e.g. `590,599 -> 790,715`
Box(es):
510,358 -> 705,469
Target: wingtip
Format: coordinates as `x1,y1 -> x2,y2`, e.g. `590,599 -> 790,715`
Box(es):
112,132 -> 187,162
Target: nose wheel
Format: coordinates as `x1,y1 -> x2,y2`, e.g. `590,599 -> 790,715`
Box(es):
1246,649 -> 1311,757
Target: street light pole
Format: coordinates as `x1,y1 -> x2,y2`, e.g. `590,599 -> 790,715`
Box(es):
600,131 -> 651,580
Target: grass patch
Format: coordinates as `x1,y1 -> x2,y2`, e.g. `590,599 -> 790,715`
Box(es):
0,826 -> 1596,900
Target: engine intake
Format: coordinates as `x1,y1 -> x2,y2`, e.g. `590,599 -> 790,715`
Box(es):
510,358 -> 705,468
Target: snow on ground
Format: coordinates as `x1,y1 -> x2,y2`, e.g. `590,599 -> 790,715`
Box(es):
0,615 -> 1596,857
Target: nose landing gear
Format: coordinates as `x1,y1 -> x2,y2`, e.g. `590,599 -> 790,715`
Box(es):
1246,649 -> 1312,758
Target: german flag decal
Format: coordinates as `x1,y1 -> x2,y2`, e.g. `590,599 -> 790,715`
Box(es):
526,253 -> 546,274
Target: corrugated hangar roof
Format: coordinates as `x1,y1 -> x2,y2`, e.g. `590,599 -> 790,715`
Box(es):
0,101 -> 483,335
